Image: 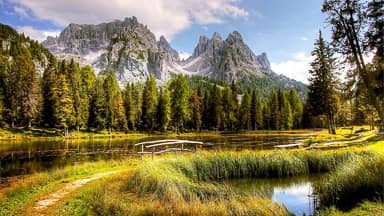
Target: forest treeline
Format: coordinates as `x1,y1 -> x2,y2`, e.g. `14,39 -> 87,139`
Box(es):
0,0 -> 382,134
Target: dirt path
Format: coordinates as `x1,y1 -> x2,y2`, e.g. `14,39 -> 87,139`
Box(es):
33,170 -> 120,214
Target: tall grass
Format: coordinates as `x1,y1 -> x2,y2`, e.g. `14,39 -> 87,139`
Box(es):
316,154 -> 384,210
130,149 -> 371,202
0,159 -> 135,216
54,172 -> 290,216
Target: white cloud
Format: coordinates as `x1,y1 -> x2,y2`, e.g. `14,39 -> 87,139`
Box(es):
300,36 -> 308,41
11,0 -> 248,40
179,51 -> 191,61
13,6 -> 28,18
271,52 -> 313,84
17,26 -> 60,42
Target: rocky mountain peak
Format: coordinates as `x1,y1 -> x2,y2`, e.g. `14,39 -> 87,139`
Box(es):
193,35 -> 210,57
212,32 -> 222,41
226,31 -> 243,43
158,35 -> 180,62
256,52 -> 271,70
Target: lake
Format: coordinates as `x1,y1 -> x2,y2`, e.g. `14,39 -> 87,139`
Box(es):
0,131 -> 309,177
226,175 -> 323,216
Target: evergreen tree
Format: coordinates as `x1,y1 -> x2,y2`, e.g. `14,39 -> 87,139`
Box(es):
262,103 -> 271,130
131,83 -> 142,129
156,88 -> 171,132
238,92 -> 251,130
123,84 -> 136,130
89,77 -> 106,129
207,85 -> 222,130
169,75 -> 191,132
288,89 -> 303,129
190,90 -> 202,131
141,75 -> 157,131
278,90 -> 293,130
79,65 -> 96,129
222,86 -> 237,131
55,74 -> 74,136
104,71 -> 127,132
42,61 -> 59,127
307,31 -> 339,134
323,0 -> 383,124
269,91 -> 280,130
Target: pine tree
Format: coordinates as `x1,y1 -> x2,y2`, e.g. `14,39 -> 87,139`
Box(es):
141,75 -> 157,131
307,31 -> 339,134
131,83 -> 142,128
323,0 -> 383,124
278,90 -> 293,130
89,77 -> 106,129
123,84 -> 136,130
190,91 -> 202,131
104,71 -> 127,132
79,65 -> 96,129
288,89 -> 303,129
55,74 -> 74,136
156,88 -> 171,132
42,61 -> 59,127
207,85 -> 222,130
239,92 -> 251,130
169,75 -> 191,132
222,86 -> 236,131
269,91 -> 280,130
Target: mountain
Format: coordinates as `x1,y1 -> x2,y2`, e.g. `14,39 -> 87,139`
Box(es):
42,17 -> 306,94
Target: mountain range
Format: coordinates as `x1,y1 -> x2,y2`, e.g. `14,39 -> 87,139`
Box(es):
42,17 -> 306,94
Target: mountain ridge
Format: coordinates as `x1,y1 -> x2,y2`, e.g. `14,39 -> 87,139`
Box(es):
41,17 -> 306,93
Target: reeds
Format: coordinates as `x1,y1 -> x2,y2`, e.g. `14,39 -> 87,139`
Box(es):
130,149 -> 370,202
316,154 -> 384,210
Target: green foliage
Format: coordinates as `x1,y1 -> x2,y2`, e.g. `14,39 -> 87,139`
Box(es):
289,89 -> 303,128
103,71 -> 127,131
222,86 -> 237,130
156,88 -> 171,132
141,75 -> 157,130
55,74 -> 74,130
123,84 -> 137,130
238,92 -> 251,130
316,154 -> 384,210
306,31 -> 339,134
169,75 -> 191,131
190,90 -> 202,131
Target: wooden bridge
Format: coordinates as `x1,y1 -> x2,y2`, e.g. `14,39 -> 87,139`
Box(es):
135,139 -> 203,159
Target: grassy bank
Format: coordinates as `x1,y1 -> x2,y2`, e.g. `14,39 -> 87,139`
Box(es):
0,159 -> 137,216
320,201 -> 384,216
52,172 -> 289,216
47,149 -> 373,216
316,154 -> 384,210
0,128 -> 150,140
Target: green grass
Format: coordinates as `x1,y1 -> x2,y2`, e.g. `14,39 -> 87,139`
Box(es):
320,201 -> 384,216
52,170 -> 290,216
0,159 -> 137,216
315,154 -> 384,210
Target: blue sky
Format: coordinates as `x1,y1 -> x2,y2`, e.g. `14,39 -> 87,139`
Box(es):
0,0 -> 331,83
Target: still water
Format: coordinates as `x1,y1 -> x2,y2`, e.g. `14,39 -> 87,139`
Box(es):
226,175 -> 322,216
0,132 -> 308,177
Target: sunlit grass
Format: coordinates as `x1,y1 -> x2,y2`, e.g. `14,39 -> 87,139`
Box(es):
320,201 -> 384,216
316,154 -> 384,210
0,159 -> 137,216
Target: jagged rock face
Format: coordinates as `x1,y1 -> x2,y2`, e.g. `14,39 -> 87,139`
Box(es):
43,17 -> 176,84
42,17 -> 302,89
182,31 -> 272,82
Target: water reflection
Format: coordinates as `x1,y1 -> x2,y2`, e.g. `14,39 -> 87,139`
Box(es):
226,176 -> 322,216
0,132 -> 306,177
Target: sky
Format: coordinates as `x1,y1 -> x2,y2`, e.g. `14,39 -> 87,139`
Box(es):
0,0 -> 332,84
